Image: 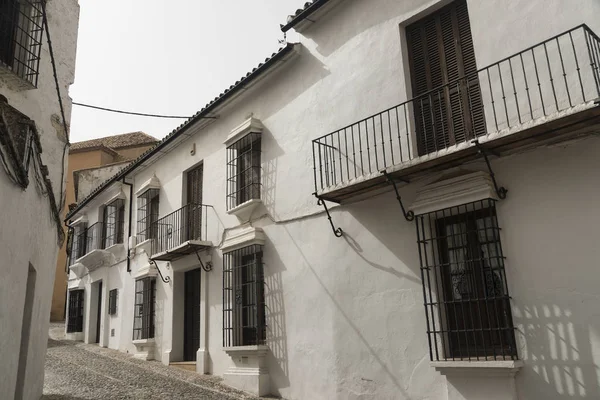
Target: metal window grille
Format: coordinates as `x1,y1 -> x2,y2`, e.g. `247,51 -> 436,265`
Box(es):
0,0 -> 43,86
102,199 -> 125,248
415,199 -> 517,361
108,289 -> 118,315
83,222 -> 104,253
66,289 -> 84,333
68,223 -> 87,266
137,189 -> 159,242
223,245 -> 266,347
226,134 -> 261,210
132,278 -> 155,340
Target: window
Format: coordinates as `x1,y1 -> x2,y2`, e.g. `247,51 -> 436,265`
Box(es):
416,199 -> 517,361
405,0 -> 485,155
137,189 -> 159,242
108,289 -> 118,315
69,223 -> 87,265
133,278 -> 155,340
0,0 -> 44,86
102,199 -> 125,248
66,289 -> 84,333
226,134 -> 261,210
223,245 -> 266,347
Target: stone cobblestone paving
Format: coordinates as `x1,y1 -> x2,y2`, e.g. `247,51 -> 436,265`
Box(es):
43,324 -> 263,400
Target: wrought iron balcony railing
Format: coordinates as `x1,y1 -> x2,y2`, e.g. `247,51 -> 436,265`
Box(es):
69,222 -> 103,266
312,24 -> 600,196
145,203 -> 213,260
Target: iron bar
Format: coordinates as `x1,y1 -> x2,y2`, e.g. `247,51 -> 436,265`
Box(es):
381,170 -> 414,221
313,192 -> 343,237
473,140 -> 507,199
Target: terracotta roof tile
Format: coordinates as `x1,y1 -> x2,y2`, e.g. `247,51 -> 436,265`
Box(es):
70,131 -> 158,151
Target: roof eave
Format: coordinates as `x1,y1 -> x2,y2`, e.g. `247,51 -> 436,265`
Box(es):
280,0 -> 333,33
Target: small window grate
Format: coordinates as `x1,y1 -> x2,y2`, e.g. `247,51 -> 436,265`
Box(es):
133,278 -> 155,340
137,188 -> 159,242
66,289 -> 84,333
223,244 -> 266,347
415,199 -> 517,361
226,133 -> 261,210
108,289 -> 118,315
0,0 -> 44,86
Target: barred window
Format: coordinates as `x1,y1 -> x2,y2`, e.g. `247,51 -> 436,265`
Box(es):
0,0 -> 43,86
416,199 -> 516,361
223,245 -> 266,347
226,134 -> 261,210
102,199 -> 125,248
69,223 -> 87,266
67,289 -> 84,333
137,189 -> 159,242
108,289 -> 118,315
133,278 -> 155,340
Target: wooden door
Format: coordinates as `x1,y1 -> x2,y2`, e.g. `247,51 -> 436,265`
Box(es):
406,0 -> 486,155
185,164 -> 203,241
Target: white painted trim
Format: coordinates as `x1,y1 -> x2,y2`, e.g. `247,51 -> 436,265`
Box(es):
411,171 -> 498,216
104,190 -> 126,206
221,226 -> 266,252
431,360 -> 524,377
226,198 -> 262,220
224,117 -> 263,146
69,215 -> 87,227
135,175 -> 161,195
133,263 -> 158,279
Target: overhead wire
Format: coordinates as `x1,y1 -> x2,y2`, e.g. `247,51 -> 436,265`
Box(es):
72,102 -> 195,119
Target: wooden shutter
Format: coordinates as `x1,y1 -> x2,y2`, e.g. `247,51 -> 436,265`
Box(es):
406,0 -> 485,155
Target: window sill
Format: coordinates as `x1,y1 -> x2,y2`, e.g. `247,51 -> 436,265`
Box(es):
133,338 -> 155,345
0,63 -> 36,91
227,198 -> 262,220
223,345 -> 269,357
431,360 -> 523,377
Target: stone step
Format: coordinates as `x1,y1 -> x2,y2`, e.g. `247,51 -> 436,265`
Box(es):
169,361 -> 196,372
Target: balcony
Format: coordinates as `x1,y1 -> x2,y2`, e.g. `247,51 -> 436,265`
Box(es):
312,25 -> 600,202
69,221 -> 126,275
143,203 -> 214,261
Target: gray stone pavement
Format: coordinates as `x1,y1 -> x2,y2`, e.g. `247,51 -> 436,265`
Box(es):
43,323 -> 261,400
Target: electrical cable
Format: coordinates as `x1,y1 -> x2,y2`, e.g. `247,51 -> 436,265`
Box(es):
72,102 -> 195,119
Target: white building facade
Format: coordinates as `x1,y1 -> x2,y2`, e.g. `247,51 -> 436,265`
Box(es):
0,1 -> 79,399
64,1 -> 600,399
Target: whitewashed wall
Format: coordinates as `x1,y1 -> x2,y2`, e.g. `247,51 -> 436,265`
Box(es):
0,1 -> 79,399
68,0 -> 600,399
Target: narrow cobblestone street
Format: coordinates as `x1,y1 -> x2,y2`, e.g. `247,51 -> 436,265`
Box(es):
43,324 -> 260,400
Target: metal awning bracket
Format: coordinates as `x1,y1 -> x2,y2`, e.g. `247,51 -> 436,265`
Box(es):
148,258 -> 171,283
313,192 -> 343,238
472,140 -> 508,199
195,250 -> 213,272
381,170 -> 414,221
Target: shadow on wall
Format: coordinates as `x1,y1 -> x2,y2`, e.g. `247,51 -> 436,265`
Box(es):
261,127 -> 284,217
302,0 -> 411,58
514,297 -> 600,399
263,236 -> 290,395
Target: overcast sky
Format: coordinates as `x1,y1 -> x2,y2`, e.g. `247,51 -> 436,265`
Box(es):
69,0 -> 304,143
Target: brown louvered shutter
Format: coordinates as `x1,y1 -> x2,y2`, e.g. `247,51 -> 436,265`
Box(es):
406,0 -> 485,156
186,163 -> 203,240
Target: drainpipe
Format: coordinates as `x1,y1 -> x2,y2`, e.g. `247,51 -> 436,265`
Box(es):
121,178 -> 133,272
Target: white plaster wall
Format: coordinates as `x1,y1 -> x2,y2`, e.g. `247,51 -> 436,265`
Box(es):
0,1 -> 79,399
66,0 -> 600,398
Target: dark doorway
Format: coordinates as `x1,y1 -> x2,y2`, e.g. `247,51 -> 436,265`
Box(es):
95,281 -> 102,344
184,268 -> 201,361
186,163 -> 203,241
